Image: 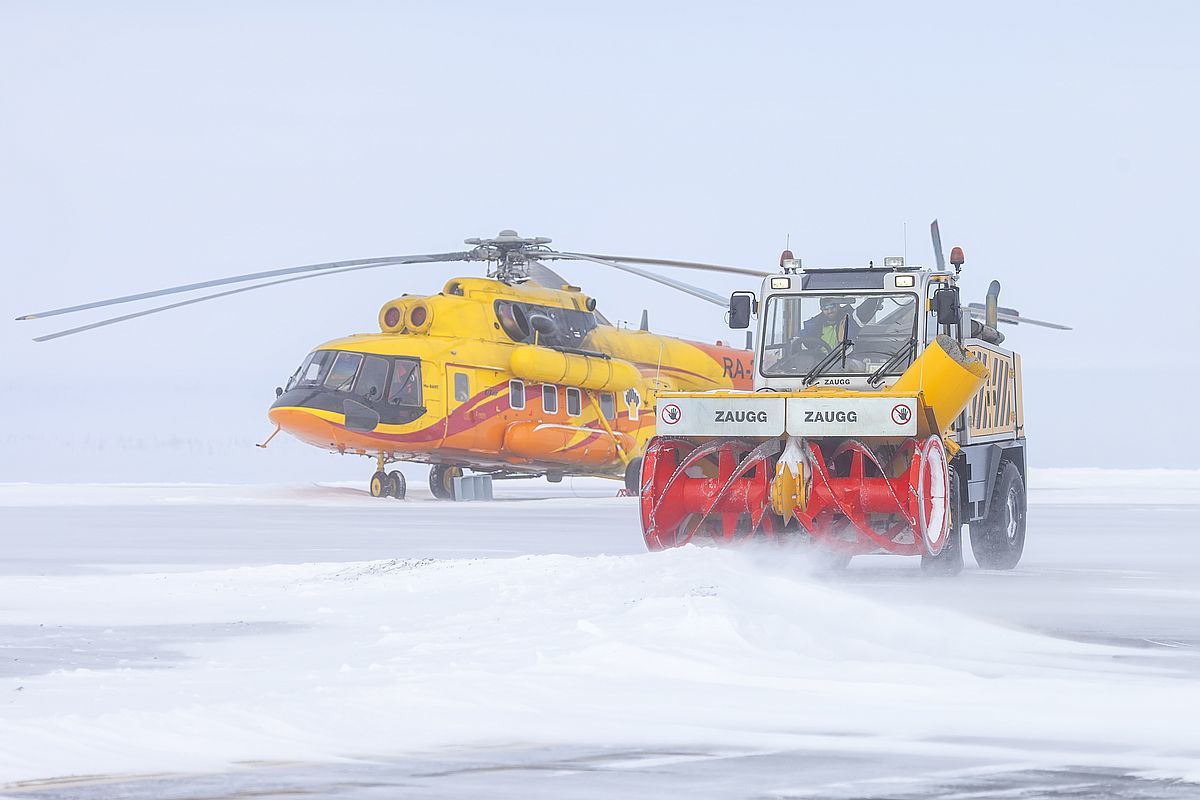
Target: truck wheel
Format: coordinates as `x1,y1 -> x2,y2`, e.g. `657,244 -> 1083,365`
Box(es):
624,457 -> 643,496
922,466 -> 964,576
429,464 -> 461,500
970,461 -> 1026,570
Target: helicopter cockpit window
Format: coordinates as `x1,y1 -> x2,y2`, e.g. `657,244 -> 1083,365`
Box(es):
295,350 -> 334,388
494,300 -> 596,349
286,353 -> 312,390
388,359 -> 422,406
760,293 -> 918,378
324,352 -> 363,392
354,356 -> 389,402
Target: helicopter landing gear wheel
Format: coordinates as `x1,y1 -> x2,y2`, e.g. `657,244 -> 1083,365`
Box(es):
386,470 -> 406,500
429,464 -> 462,500
623,457 -> 643,496
369,470 -> 388,498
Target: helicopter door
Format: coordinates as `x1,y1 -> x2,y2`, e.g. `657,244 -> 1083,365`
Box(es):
444,365 -> 508,453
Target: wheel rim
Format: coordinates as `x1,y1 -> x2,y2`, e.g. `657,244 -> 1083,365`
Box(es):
1005,487 -> 1020,541
371,476 -> 384,497
917,436 -> 950,556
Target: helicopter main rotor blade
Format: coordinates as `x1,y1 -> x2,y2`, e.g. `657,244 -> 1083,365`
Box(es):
930,220 -> 946,272
557,252 -> 770,278
17,251 -> 472,321
31,259 -> 441,342
558,253 -> 729,307
524,259 -> 575,292
964,306 -> 1072,330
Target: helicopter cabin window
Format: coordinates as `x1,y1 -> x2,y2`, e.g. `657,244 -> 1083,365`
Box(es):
509,379 -> 526,410
599,391 -> 616,421
566,387 -> 582,417
542,384 -> 558,414
295,350 -> 334,388
388,359 -> 422,406
453,372 -> 469,403
354,356 -> 389,402
323,352 -> 362,392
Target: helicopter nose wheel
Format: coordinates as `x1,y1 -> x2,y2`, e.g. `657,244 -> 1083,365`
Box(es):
368,454 -> 407,499
370,469 -> 407,499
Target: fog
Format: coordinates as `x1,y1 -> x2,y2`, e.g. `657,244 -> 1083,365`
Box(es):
2,1 -> 1198,480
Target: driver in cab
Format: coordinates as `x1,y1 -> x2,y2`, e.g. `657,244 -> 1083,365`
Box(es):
802,296 -> 885,350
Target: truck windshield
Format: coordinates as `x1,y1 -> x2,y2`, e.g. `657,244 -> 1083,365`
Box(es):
760,293 -> 918,377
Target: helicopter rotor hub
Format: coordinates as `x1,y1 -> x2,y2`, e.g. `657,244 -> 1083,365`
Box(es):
464,230 -> 554,283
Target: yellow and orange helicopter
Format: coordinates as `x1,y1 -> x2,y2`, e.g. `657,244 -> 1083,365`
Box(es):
18,231 -> 767,499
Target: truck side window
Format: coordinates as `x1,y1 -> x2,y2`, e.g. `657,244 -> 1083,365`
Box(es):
542,384 -> 558,414
566,387 -> 581,417
453,372 -> 469,402
509,379 -> 526,410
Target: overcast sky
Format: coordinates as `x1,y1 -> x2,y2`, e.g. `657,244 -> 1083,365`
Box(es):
2,1 -> 1197,480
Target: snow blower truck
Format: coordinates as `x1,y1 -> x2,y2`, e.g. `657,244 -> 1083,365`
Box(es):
638,222 -> 1068,574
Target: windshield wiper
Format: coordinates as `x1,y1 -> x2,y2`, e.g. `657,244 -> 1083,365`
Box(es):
806,338 -> 854,388
867,338 -> 917,387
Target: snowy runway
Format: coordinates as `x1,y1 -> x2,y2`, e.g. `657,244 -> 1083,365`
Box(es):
1,472 -> 1198,798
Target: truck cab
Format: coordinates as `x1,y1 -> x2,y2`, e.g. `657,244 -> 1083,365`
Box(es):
731,256 -> 961,394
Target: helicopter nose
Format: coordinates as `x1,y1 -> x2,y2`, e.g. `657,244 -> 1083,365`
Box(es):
268,405 -> 337,450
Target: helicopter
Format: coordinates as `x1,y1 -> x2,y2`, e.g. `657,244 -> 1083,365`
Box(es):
17,230 -> 769,499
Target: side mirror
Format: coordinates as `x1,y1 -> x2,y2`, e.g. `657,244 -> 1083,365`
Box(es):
728,292 -> 755,329
933,286 -> 961,327
275,386 -> 284,397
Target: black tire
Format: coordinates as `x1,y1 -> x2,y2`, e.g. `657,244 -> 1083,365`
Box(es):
624,457 -> 643,496
429,464 -> 461,500
970,461 -> 1026,570
922,466 -> 964,576
809,547 -> 853,571
386,470 -> 407,500
369,470 -> 388,498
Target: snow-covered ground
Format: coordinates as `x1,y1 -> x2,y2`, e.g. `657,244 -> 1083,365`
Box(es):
1,469 -> 1198,798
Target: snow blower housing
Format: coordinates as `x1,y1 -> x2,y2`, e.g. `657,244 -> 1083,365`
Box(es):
639,223 -> 1067,574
